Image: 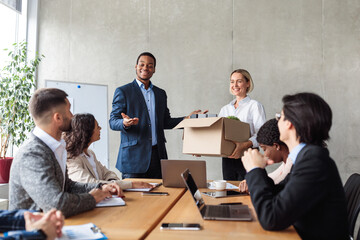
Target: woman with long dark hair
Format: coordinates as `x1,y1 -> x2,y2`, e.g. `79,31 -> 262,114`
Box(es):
64,114 -> 153,189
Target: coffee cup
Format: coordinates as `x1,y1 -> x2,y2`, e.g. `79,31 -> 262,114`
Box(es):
214,191 -> 226,197
213,180 -> 227,190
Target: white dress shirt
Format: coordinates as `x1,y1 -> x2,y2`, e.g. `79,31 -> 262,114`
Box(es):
218,96 -> 266,148
33,126 -> 67,189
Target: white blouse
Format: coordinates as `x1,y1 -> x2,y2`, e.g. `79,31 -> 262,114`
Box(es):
219,96 -> 266,148
268,159 -> 293,184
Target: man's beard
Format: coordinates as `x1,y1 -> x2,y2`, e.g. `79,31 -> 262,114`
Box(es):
138,75 -> 151,81
59,117 -> 72,132
136,70 -> 151,82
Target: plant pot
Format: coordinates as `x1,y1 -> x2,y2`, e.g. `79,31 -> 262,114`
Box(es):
0,157 -> 13,184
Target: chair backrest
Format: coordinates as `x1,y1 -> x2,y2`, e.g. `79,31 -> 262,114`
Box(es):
344,173 -> 360,238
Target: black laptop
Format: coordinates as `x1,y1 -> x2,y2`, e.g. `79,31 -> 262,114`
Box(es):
181,169 -> 252,221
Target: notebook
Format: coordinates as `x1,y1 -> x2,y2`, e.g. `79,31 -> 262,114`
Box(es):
124,183 -> 162,192
59,223 -> 107,239
181,169 -> 252,221
96,195 -> 125,207
161,159 -> 207,188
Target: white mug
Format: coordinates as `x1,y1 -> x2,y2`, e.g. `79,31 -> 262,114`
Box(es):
213,180 -> 227,190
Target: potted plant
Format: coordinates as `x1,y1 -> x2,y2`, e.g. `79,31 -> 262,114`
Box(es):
0,41 -> 44,183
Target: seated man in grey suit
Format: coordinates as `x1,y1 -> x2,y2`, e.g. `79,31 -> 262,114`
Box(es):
9,88 -> 123,217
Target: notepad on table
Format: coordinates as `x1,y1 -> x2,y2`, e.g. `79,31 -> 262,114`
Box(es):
57,223 -> 107,240
96,195 -> 125,207
124,182 -> 162,192
208,182 -> 238,190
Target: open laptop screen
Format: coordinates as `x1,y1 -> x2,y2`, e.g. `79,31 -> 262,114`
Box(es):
181,169 -> 205,210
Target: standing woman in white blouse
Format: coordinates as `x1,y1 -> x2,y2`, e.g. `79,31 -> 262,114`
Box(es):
219,69 -> 266,180
64,114 -> 153,189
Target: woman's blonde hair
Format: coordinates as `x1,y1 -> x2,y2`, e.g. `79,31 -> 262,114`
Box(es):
229,69 -> 254,94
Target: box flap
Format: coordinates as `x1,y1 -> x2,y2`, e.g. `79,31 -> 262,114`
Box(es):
223,118 -> 250,142
173,117 -> 222,129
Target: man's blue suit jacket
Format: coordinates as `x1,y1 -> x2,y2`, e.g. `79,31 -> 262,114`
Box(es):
109,80 -> 184,174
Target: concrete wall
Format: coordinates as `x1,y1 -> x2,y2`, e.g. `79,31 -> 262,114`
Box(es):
36,0 -> 360,182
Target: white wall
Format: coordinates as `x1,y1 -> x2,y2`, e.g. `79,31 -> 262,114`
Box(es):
36,0 -> 360,181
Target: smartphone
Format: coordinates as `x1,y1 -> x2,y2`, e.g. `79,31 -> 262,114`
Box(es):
202,190 -> 247,198
160,223 -> 201,230
142,192 -> 169,196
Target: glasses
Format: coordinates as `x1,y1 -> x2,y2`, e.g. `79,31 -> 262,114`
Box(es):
275,112 -> 282,121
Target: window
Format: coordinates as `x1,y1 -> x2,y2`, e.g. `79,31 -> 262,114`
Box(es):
0,0 -> 30,157
0,0 -> 27,68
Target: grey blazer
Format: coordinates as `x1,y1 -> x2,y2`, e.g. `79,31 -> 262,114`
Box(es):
9,133 -> 98,217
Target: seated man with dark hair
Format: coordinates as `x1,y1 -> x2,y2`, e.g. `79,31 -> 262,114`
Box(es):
0,209 -> 63,240
9,88 -> 123,218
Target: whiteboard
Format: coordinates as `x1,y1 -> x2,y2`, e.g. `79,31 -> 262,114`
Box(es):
45,80 -> 109,167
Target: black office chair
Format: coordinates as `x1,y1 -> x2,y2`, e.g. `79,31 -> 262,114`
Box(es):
344,173 -> 360,239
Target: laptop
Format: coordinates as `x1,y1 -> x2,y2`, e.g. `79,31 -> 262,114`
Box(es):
181,169 -> 252,221
161,159 -> 207,188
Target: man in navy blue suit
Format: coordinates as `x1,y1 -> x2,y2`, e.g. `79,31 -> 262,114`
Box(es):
110,52 -> 201,179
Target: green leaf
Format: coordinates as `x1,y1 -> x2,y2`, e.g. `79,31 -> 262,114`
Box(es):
227,116 -> 240,121
0,40 -> 43,157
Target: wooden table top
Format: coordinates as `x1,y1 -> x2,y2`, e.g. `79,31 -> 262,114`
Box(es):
147,183 -> 301,240
64,180 -> 300,239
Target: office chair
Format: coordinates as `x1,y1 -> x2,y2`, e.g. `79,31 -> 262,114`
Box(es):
344,173 -> 360,239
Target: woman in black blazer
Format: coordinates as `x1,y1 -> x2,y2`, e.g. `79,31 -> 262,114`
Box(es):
242,92 -> 349,240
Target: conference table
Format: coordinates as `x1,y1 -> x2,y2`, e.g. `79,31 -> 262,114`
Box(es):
64,179 -> 300,239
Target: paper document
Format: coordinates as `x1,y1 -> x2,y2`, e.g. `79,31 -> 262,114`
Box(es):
56,223 -> 107,240
125,182 -> 162,192
208,182 -> 238,190
96,195 -> 125,207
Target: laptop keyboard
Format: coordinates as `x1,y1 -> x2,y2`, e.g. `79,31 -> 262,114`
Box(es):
205,205 -> 231,218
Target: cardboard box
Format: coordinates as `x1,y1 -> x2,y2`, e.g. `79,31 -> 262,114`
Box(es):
174,117 -> 250,157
